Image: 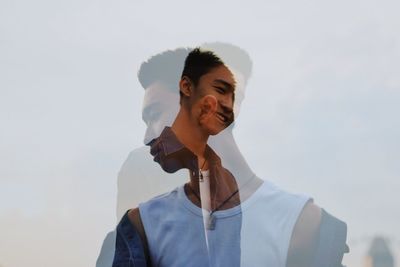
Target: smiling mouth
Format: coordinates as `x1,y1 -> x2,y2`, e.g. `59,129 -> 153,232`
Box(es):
216,112 -> 231,124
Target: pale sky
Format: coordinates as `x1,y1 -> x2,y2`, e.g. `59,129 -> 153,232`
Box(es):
1,0 -> 399,266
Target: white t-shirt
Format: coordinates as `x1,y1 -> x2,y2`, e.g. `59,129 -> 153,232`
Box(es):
139,178 -> 310,267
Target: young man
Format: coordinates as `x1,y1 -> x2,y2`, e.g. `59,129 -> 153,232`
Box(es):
113,46 -> 347,267
128,48 -> 256,266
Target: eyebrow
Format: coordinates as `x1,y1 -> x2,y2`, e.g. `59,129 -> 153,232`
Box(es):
213,79 -> 235,92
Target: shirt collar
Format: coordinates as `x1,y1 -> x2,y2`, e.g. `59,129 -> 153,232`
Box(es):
148,126 -> 221,167
157,126 -> 186,156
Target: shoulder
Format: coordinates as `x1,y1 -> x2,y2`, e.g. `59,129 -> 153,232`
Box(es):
137,187 -> 182,222
290,201 -> 322,247
127,208 -> 145,237
257,181 -> 320,247
140,187 -> 180,208
127,208 -> 151,264
254,180 -> 311,214
286,201 -> 321,267
126,186 -> 183,264
128,207 -> 141,224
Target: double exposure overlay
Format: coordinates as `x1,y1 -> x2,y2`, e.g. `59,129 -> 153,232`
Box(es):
98,44 -> 348,267
1,2 -> 399,267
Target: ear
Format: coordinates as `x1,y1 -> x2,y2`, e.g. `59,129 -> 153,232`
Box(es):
179,76 -> 193,98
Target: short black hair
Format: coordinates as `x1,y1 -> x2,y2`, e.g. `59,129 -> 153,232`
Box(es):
181,48 -> 224,87
138,44 -> 252,94
138,48 -> 191,92
200,42 -> 252,85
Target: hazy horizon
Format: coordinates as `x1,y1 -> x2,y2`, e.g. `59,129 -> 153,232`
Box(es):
1,0 -> 399,266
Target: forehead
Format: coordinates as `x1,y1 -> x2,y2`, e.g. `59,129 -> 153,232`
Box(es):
143,82 -> 179,111
199,65 -> 247,103
200,65 -> 236,86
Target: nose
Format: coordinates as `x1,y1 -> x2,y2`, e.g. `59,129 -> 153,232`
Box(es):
220,93 -> 234,113
219,99 -> 234,125
220,102 -> 233,114
143,126 -> 155,145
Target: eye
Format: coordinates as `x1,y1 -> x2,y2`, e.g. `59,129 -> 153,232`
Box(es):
144,109 -> 161,124
214,86 -> 225,94
150,110 -> 162,121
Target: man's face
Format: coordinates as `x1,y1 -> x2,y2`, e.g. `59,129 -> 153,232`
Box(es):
187,65 -> 236,135
142,82 -> 180,145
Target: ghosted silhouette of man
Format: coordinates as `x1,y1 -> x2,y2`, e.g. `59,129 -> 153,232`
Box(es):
103,44 -> 348,267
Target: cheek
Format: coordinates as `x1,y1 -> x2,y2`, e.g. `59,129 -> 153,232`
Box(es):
187,100 -> 202,119
154,117 -> 169,133
158,114 -> 175,128
156,109 -> 179,128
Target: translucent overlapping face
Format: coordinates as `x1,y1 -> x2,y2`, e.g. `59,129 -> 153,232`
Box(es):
191,65 -> 236,135
229,67 -> 246,118
142,82 -> 180,145
142,65 -> 240,144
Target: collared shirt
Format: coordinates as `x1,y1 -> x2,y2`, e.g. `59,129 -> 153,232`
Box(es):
147,126 -> 229,183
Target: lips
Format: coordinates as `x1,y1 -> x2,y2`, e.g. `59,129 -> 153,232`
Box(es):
216,112 -> 227,123
199,95 -> 234,127
216,111 -> 234,126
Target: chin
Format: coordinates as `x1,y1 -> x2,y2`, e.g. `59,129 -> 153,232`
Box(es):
200,118 -> 232,136
207,126 -> 227,136
209,131 -> 221,136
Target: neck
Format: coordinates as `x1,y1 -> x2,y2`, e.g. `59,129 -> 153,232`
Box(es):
171,107 -> 209,159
